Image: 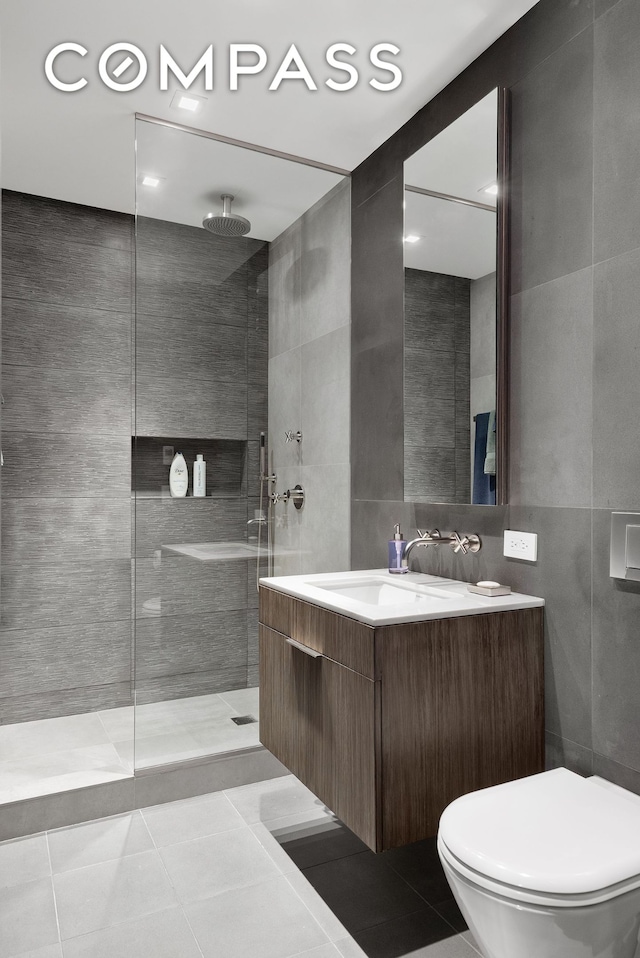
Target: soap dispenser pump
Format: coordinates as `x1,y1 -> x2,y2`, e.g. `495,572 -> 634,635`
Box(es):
388,523 -> 408,574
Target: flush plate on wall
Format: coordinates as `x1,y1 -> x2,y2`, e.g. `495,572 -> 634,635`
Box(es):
610,512 -> 640,581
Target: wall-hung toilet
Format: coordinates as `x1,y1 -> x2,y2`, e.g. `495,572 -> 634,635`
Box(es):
437,768 -> 640,958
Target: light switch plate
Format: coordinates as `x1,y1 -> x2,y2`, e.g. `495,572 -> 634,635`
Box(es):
504,530 -> 538,561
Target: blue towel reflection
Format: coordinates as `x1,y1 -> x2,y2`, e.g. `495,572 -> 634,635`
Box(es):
473,412 -> 496,505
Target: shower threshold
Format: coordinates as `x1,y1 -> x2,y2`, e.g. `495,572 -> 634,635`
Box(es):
0,687 -> 259,805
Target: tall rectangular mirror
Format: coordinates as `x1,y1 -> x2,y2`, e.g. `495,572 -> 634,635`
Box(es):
403,88 -> 507,506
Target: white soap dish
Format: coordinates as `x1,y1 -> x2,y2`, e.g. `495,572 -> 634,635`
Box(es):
467,580 -> 512,597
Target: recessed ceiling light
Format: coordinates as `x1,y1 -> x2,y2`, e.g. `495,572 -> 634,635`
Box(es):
404,234 -> 421,243
141,175 -> 161,188
482,183 -> 498,196
170,90 -> 208,113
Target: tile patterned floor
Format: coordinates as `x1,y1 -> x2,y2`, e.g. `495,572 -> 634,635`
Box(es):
0,688 -> 260,804
0,775 -> 480,958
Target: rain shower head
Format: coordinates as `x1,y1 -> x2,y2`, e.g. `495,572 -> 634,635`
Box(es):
202,194 -> 251,237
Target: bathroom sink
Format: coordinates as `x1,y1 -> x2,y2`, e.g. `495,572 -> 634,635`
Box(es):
313,576 -> 456,606
259,569 -> 544,626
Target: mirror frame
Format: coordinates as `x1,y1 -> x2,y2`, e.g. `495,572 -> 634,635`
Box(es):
496,86 -> 510,505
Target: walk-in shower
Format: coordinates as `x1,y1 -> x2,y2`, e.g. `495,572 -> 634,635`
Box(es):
0,117 -> 349,811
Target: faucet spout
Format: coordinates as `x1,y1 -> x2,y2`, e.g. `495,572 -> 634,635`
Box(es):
401,528 -> 481,570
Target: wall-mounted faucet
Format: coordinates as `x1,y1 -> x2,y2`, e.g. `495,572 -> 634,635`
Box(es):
402,528 -> 481,570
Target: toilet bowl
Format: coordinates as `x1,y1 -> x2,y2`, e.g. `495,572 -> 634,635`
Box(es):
437,768 -> 640,958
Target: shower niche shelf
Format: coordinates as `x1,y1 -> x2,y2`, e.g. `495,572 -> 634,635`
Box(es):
132,436 -> 247,499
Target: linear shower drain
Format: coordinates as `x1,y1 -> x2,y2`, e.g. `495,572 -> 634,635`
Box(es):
231,714 -> 258,725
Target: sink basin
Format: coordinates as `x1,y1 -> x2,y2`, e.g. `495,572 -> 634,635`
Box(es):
259,568 -> 545,626
314,576 -> 456,606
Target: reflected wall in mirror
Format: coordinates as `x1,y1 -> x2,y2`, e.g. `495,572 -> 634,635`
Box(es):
404,88 -> 501,505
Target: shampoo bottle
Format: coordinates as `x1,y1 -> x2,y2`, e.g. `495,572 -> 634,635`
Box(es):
169,452 -> 188,498
193,454 -> 206,497
388,523 -> 407,574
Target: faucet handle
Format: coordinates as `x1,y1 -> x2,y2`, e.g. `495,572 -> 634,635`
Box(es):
451,531 -> 468,555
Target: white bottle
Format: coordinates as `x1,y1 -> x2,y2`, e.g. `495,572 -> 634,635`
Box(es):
169,452 -> 188,498
193,454 -> 206,497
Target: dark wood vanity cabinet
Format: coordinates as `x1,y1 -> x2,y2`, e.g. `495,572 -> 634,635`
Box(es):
259,586 -> 544,852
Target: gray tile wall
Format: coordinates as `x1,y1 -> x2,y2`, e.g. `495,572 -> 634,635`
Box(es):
268,179 -> 351,575
134,221 -> 269,699
351,0 -> 640,793
0,194 -> 269,723
0,190 -> 133,724
404,269 -> 470,503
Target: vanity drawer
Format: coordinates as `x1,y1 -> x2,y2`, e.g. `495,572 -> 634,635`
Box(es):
259,586 -> 375,678
259,624 -> 380,850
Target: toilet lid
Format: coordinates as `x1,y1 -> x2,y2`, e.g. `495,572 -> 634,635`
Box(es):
439,768 -> 640,895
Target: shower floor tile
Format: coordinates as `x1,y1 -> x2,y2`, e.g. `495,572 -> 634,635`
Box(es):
0,688 -> 260,804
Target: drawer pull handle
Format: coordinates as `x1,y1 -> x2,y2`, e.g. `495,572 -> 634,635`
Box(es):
286,638 -> 323,659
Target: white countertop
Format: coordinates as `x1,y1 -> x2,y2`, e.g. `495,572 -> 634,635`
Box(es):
259,568 -> 544,626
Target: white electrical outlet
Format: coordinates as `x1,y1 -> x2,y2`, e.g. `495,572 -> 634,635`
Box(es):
504,530 -> 538,561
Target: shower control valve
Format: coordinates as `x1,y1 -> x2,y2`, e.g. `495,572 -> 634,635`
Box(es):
285,430 -> 303,443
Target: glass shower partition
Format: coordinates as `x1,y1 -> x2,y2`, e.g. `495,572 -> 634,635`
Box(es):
133,116 -> 347,771
133,118 -> 270,769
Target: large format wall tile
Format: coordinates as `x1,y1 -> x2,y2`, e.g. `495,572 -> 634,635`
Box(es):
593,247 -> 640,509
351,342 -> 403,502
2,365 -> 131,437
136,314 -> 246,385
2,498 -> 131,561
0,682 -> 133,725
0,621 -> 132,698
268,349 -> 301,475
507,505 -> 593,749
510,26 -> 594,294
135,610 -> 247,687
1,560 -> 132,631
509,268 -> 593,508
299,179 -> 351,346
594,0 -> 640,263
2,191 -> 132,251
405,447 -> 456,503
136,217 -> 262,325
1,434 -> 130,499
134,499 -> 247,558
2,301 -> 131,373
135,557 -> 246,619
405,398 -> 456,449
592,509 -> 640,771
298,463 -> 350,573
135,375 -> 247,439
300,325 -> 350,467
2,235 -> 132,313
269,224 -> 302,358
404,270 -> 455,353
351,175 -> 403,355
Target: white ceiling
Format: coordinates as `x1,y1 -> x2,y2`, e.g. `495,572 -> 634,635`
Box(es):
0,0 -> 540,216
404,193 -> 495,278
136,120 -> 345,241
404,89 -> 497,277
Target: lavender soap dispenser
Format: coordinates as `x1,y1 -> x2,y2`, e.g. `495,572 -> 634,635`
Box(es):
388,523 -> 408,574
